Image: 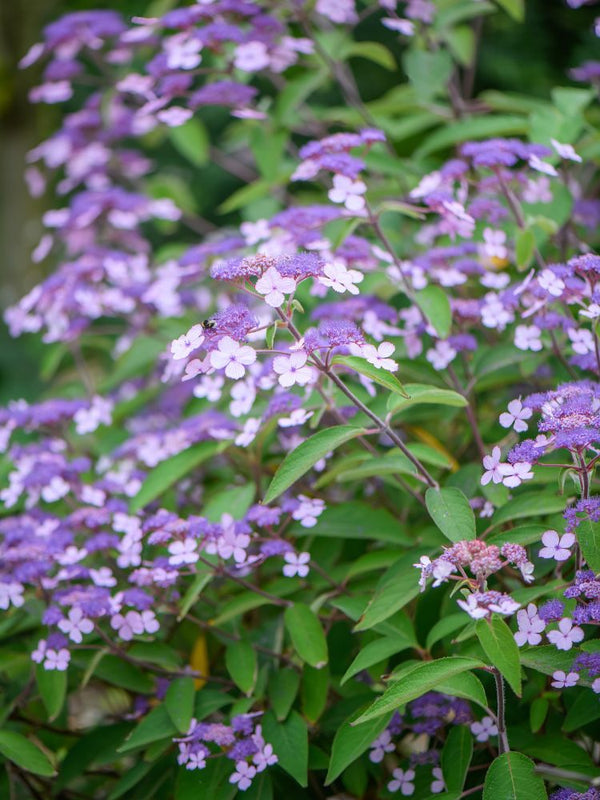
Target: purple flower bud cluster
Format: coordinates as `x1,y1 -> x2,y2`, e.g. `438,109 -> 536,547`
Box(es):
415,540 -> 533,619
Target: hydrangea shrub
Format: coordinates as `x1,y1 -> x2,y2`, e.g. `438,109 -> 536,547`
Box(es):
2,0 -> 600,798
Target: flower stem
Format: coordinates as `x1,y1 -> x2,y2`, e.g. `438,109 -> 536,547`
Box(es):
493,667 -> 510,754
276,309 -> 439,489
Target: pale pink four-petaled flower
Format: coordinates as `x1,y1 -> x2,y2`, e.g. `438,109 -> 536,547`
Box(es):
514,603 -> 546,647
168,538 -> 199,566
319,261 -> 364,295
362,341 -> 398,372
229,760 -> 256,791
44,648 -> 70,671
538,269 -> 565,297
255,267 -> 296,308
551,670 -> 580,689
388,767 -> 415,795
514,324 -> 542,352
210,336 -> 257,380
292,495 -> 325,527
501,461 -> 534,489
499,398 -> 532,432
369,730 -> 395,763
539,530 -> 575,562
547,618 -> 584,651
431,767 -> 446,794
328,174 -> 367,211
283,551 -> 310,578
273,351 -> 316,388
171,324 -> 205,360
481,447 -> 506,485
57,607 -> 94,643
471,716 -> 498,742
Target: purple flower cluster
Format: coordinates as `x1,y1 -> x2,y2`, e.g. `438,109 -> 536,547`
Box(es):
174,713 -> 277,787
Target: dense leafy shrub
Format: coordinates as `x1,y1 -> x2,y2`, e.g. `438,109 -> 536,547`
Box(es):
2,1 -> 600,798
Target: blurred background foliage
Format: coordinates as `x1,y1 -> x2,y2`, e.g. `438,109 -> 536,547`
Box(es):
0,0 -> 598,404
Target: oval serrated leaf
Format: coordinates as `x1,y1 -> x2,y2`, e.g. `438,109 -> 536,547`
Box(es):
353,657 -> 485,724
284,603 -> 328,668
483,752 -> 546,800
387,383 -> 468,414
476,616 -> 522,697
332,356 -> 409,398
425,487 -> 476,542
341,636 -> 413,685
325,710 -> 392,785
263,425 -> 368,504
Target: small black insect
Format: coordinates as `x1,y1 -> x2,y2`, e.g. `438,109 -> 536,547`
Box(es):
201,319 -> 217,330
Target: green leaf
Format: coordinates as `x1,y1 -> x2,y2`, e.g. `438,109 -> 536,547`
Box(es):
262,711 -> 308,787
292,501 -> 410,545
78,653 -> 154,693
520,646 -> 581,681
169,118 -> 209,166
176,757 -> 236,800
426,613 -> 471,650
344,41 -> 396,70
445,25 -> 476,67
482,752 -> 547,800
442,726 -> 472,792
36,664 -> 66,721
490,491 -> 569,527
108,760 -> 155,800
563,690 -> 600,732
264,426 -> 368,504
403,49 -> 453,103
0,731 -> 55,777
301,664 -> 329,722
495,0 -> 525,21
530,697 -> 549,733
269,668 -> 300,721
202,483 -> 255,522
129,440 -> 228,512
284,603 -> 328,668
341,636 -> 413,685
415,286 -> 452,338
325,710 -> 392,785
515,229 -> 535,271
165,677 -> 195,734
55,723 -> 132,790
387,383 -> 468,414
416,114 -> 527,158
429,670 -> 488,710
244,771 -> 273,800
218,179 -> 272,215
425,487 -> 476,543
576,518 -> 600,572
177,563 -> 213,621
117,704 -> 178,753
225,640 -> 257,695
354,658 -> 485,723
332,356 -> 408,398
476,617 -> 522,697
354,550 -> 431,631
